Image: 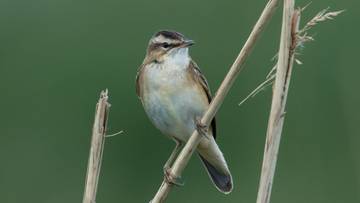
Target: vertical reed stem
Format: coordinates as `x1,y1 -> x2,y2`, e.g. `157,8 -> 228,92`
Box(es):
256,1 -> 300,203
83,90 -> 110,203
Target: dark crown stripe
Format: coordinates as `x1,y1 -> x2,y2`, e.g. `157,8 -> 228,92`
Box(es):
155,30 -> 184,40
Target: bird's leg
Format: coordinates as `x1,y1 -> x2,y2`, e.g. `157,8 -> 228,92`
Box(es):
195,116 -> 210,139
163,139 -> 182,171
163,139 -> 184,186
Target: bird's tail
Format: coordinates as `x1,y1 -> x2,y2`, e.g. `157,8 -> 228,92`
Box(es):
197,140 -> 233,194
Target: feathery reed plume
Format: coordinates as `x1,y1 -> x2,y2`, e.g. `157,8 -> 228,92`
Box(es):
255,3 -> 343,203
239,7 -> 344,106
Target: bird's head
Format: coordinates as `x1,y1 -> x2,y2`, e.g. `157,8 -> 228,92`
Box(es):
144,30 -> 194,64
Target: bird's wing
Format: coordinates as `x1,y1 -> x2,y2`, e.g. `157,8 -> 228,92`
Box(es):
135,64 -> 144,99
188,60 -> 217,139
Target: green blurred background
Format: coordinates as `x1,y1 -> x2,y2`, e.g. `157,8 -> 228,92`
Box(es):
0,0 -> 358,202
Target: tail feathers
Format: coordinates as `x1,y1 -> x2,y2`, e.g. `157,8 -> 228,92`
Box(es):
199,154 -> 233,194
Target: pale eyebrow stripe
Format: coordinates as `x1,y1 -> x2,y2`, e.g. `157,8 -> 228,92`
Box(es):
152,35 -> 175,44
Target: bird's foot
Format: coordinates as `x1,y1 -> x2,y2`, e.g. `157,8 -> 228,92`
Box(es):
163,166 -> 184,187
195,117 -> 210,139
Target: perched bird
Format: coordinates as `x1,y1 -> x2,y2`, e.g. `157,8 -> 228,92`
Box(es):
136,30 -> 233,194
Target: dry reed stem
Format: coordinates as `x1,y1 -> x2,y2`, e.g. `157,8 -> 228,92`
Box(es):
150,0 -> 280,202
239,7 -> 343,106
83,90 -> 110,203
255,1 -> 299,203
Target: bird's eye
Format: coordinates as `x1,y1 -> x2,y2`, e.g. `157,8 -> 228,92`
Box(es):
162,43 -> 170,48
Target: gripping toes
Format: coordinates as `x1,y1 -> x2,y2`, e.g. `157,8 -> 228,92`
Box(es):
164,167 -> 184,187
195,117 -> 210,139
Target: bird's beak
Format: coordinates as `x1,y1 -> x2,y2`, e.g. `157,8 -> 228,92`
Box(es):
182,39 -> 195,47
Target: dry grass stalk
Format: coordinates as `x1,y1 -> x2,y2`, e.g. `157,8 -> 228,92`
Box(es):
300,8 -> 344,33
239,7 -> 344,106
83,90 -> 111,203
241,4 -> 344,203
150,0 -> 280,202
296,8 -> 344,48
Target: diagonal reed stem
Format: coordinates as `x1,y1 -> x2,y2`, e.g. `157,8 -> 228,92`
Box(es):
150,1 -> 280,202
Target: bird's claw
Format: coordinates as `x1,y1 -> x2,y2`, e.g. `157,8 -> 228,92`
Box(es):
195,117 -> 210,139
163,167 -> 184,187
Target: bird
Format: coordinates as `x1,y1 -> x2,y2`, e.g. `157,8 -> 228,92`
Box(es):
136,30 -> 233,194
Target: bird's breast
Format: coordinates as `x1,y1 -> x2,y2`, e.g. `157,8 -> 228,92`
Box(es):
141,63 -> 208,141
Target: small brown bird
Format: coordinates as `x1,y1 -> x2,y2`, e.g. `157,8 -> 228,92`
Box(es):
136,30 -> 233,193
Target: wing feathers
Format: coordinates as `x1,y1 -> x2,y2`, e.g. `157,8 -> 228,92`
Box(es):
188,60 -> 217,139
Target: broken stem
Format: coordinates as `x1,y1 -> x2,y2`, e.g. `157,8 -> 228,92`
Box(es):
83,90 -> 111,203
